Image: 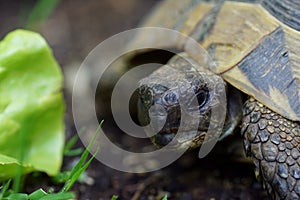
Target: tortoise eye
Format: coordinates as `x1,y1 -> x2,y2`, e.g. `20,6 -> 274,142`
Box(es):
185,89 -> 209,112
196,90 -> 208,108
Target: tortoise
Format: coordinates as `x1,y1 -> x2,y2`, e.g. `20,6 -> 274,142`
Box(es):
119,0 -> 300,199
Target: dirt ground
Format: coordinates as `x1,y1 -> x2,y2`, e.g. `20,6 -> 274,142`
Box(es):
0,1 -> 269,199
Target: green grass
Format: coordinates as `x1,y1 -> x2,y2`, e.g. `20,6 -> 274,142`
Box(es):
0,124 -> 101,200
0,2 -> 98,199
25,0 -> 61,30
111,195 -> 118,200
63,135 -> 84,157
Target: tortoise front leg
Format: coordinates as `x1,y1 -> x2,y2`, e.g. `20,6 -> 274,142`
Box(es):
241,98 -> 300,200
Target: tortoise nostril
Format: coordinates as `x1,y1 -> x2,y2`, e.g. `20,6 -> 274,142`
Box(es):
163,90 -> 179,106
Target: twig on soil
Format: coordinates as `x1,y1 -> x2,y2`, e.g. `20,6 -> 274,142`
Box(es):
131,175 -> 157,200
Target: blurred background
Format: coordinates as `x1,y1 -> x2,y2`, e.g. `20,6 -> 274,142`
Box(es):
0,1 -> 269,199
0,0 -> 156,64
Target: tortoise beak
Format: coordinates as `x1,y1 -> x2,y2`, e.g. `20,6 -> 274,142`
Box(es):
147,106 -> 181,147
152,132 -> 176,147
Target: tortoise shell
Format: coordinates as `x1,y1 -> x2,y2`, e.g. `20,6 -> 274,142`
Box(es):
128,0 -> 300,121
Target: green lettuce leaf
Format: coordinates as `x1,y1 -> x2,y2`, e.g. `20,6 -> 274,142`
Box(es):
0,29 -> 65,180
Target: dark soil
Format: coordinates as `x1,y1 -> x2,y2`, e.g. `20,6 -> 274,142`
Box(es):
1,1 -> 269,199
68,136 -> 269,200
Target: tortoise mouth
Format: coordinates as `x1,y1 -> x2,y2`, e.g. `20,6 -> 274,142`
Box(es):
151,127 -> 207,149
141,103 -> 211,149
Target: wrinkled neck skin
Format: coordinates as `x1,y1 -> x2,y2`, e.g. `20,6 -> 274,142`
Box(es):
138,53 -> 243,150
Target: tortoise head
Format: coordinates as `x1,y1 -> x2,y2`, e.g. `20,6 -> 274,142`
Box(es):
137,53 -> 226,150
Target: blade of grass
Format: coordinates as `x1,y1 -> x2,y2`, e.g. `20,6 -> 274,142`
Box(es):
51,171 -> 71,184
111,195 -> 118,200
13,130 -> 27,192
26,0 -> 61,29
63,150 -> 97,192
69,124 -> 102,178
39,192 -> 75,200
64,142 -> 89,184
63,128 -> 86,156
60,121 -> 103,192
0,179 -> 11,199
6,193 -> 28,200
64,148 -> 84,157
28,188 -> 47,199
63,135 -> 79,154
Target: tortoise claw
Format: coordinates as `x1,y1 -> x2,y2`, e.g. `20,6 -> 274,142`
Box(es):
242,98 -> 300,200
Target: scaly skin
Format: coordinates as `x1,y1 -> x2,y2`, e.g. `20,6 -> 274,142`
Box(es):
138,54 -> 300,199
242,98 -> 300,199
